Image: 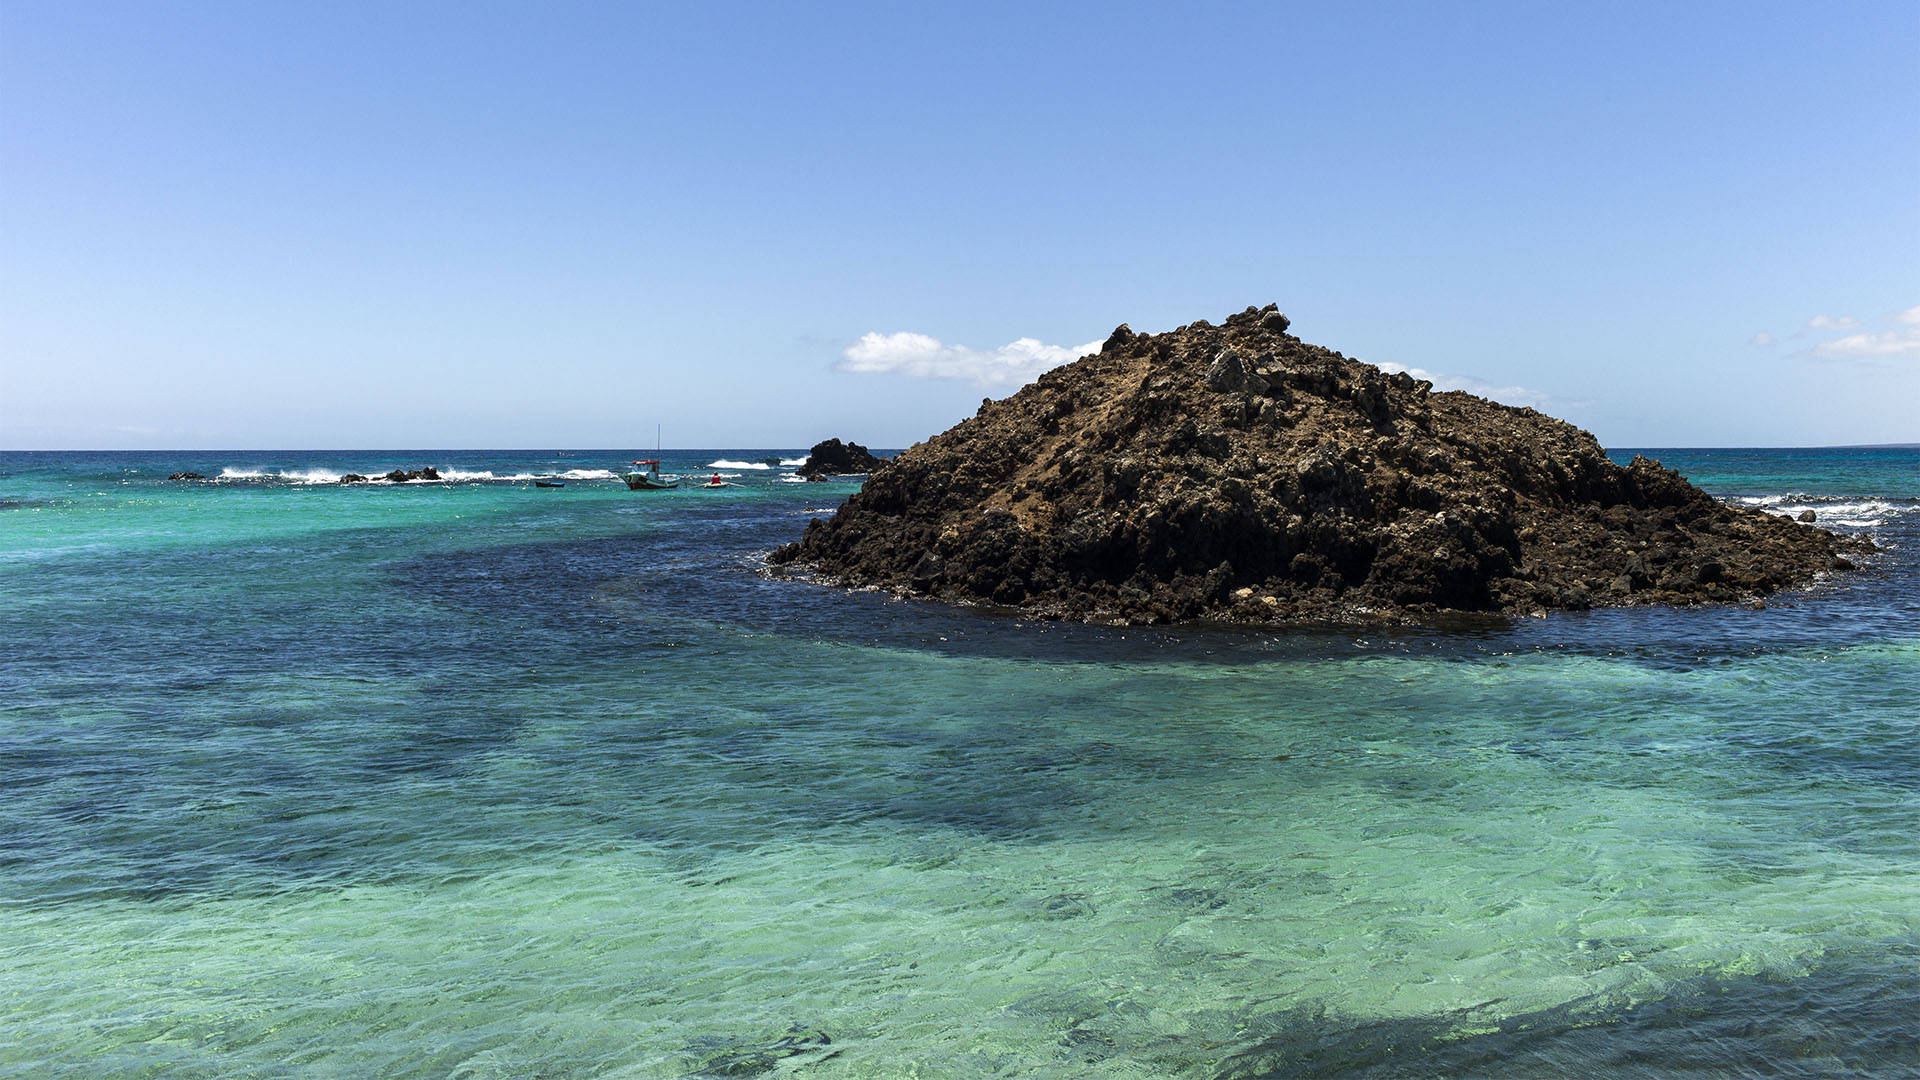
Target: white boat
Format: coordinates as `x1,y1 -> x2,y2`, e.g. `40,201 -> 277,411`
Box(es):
619,460 -> 678,490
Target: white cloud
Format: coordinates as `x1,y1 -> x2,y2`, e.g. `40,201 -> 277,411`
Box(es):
1792,301 -> 1920,361
840,331 -> 1104,386
1373,361 -> 1556,410
1809,326 -> 1920,360
1805,314 -> 1862,331
1750,331 -> 1777,347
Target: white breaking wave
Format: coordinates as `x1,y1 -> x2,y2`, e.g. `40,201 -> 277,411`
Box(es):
422,468 -> 620,482
217,467 -> 343,485
1738,494 -> 1904,529
780,457 -> 807,467
1792,500 -> 1898,517
709,459 -> 772,470
210,464 -> 622,485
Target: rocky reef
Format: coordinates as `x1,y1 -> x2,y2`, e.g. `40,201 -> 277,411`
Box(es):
797,438 -> 885,481
771,305 -> 1862,625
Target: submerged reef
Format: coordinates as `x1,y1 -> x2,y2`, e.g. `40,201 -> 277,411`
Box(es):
772,305 -> 1863,625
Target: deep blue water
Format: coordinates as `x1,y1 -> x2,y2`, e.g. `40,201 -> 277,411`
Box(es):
1,447 -> 1915,1078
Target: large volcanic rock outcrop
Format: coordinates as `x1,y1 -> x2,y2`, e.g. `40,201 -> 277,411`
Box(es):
797,438 -> 886,480
772,305 -> 1860,624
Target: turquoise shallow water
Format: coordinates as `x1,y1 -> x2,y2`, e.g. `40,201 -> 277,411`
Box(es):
2,447 -> 1916,1078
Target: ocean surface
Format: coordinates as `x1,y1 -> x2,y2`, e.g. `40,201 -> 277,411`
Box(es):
2,446 -> 1915,1079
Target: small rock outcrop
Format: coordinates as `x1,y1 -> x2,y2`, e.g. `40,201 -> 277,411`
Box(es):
339,474 -> 369,484
167,472 -> 207,481
796,439 -> 885,481
382,467 -> 441,483
771,304 -> 1863,625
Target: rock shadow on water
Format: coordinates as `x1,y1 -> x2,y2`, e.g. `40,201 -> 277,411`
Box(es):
679,1024 -> 838,1077
1207,939 -> 1920,1079
760,555 -> 1913,677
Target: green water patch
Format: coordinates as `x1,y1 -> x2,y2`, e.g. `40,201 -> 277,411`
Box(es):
0,476 -> 676,566
4,810 -> 1913,1077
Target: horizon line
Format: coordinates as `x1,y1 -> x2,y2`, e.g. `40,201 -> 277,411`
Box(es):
4,442 -> 1917,454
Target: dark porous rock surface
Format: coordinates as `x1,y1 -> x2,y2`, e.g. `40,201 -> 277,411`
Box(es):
382,467 -> 441,483
167,472 -> 207,481
797,439 -> 885,481
771,304 -> 1865,625
339,474 -> 369,484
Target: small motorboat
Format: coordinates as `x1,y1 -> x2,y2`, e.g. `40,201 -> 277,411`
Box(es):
620,460 -> 678,490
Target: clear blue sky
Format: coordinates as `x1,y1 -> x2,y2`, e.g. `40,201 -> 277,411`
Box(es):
4,1 -> 1916,449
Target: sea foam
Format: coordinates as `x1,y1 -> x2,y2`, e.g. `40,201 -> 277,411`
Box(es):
1744,495 -> 1904,529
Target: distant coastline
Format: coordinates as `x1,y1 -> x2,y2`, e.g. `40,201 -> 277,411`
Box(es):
1613,442 -> 1920,452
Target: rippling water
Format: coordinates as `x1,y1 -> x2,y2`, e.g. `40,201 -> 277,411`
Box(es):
2,447 -> 1915,1078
